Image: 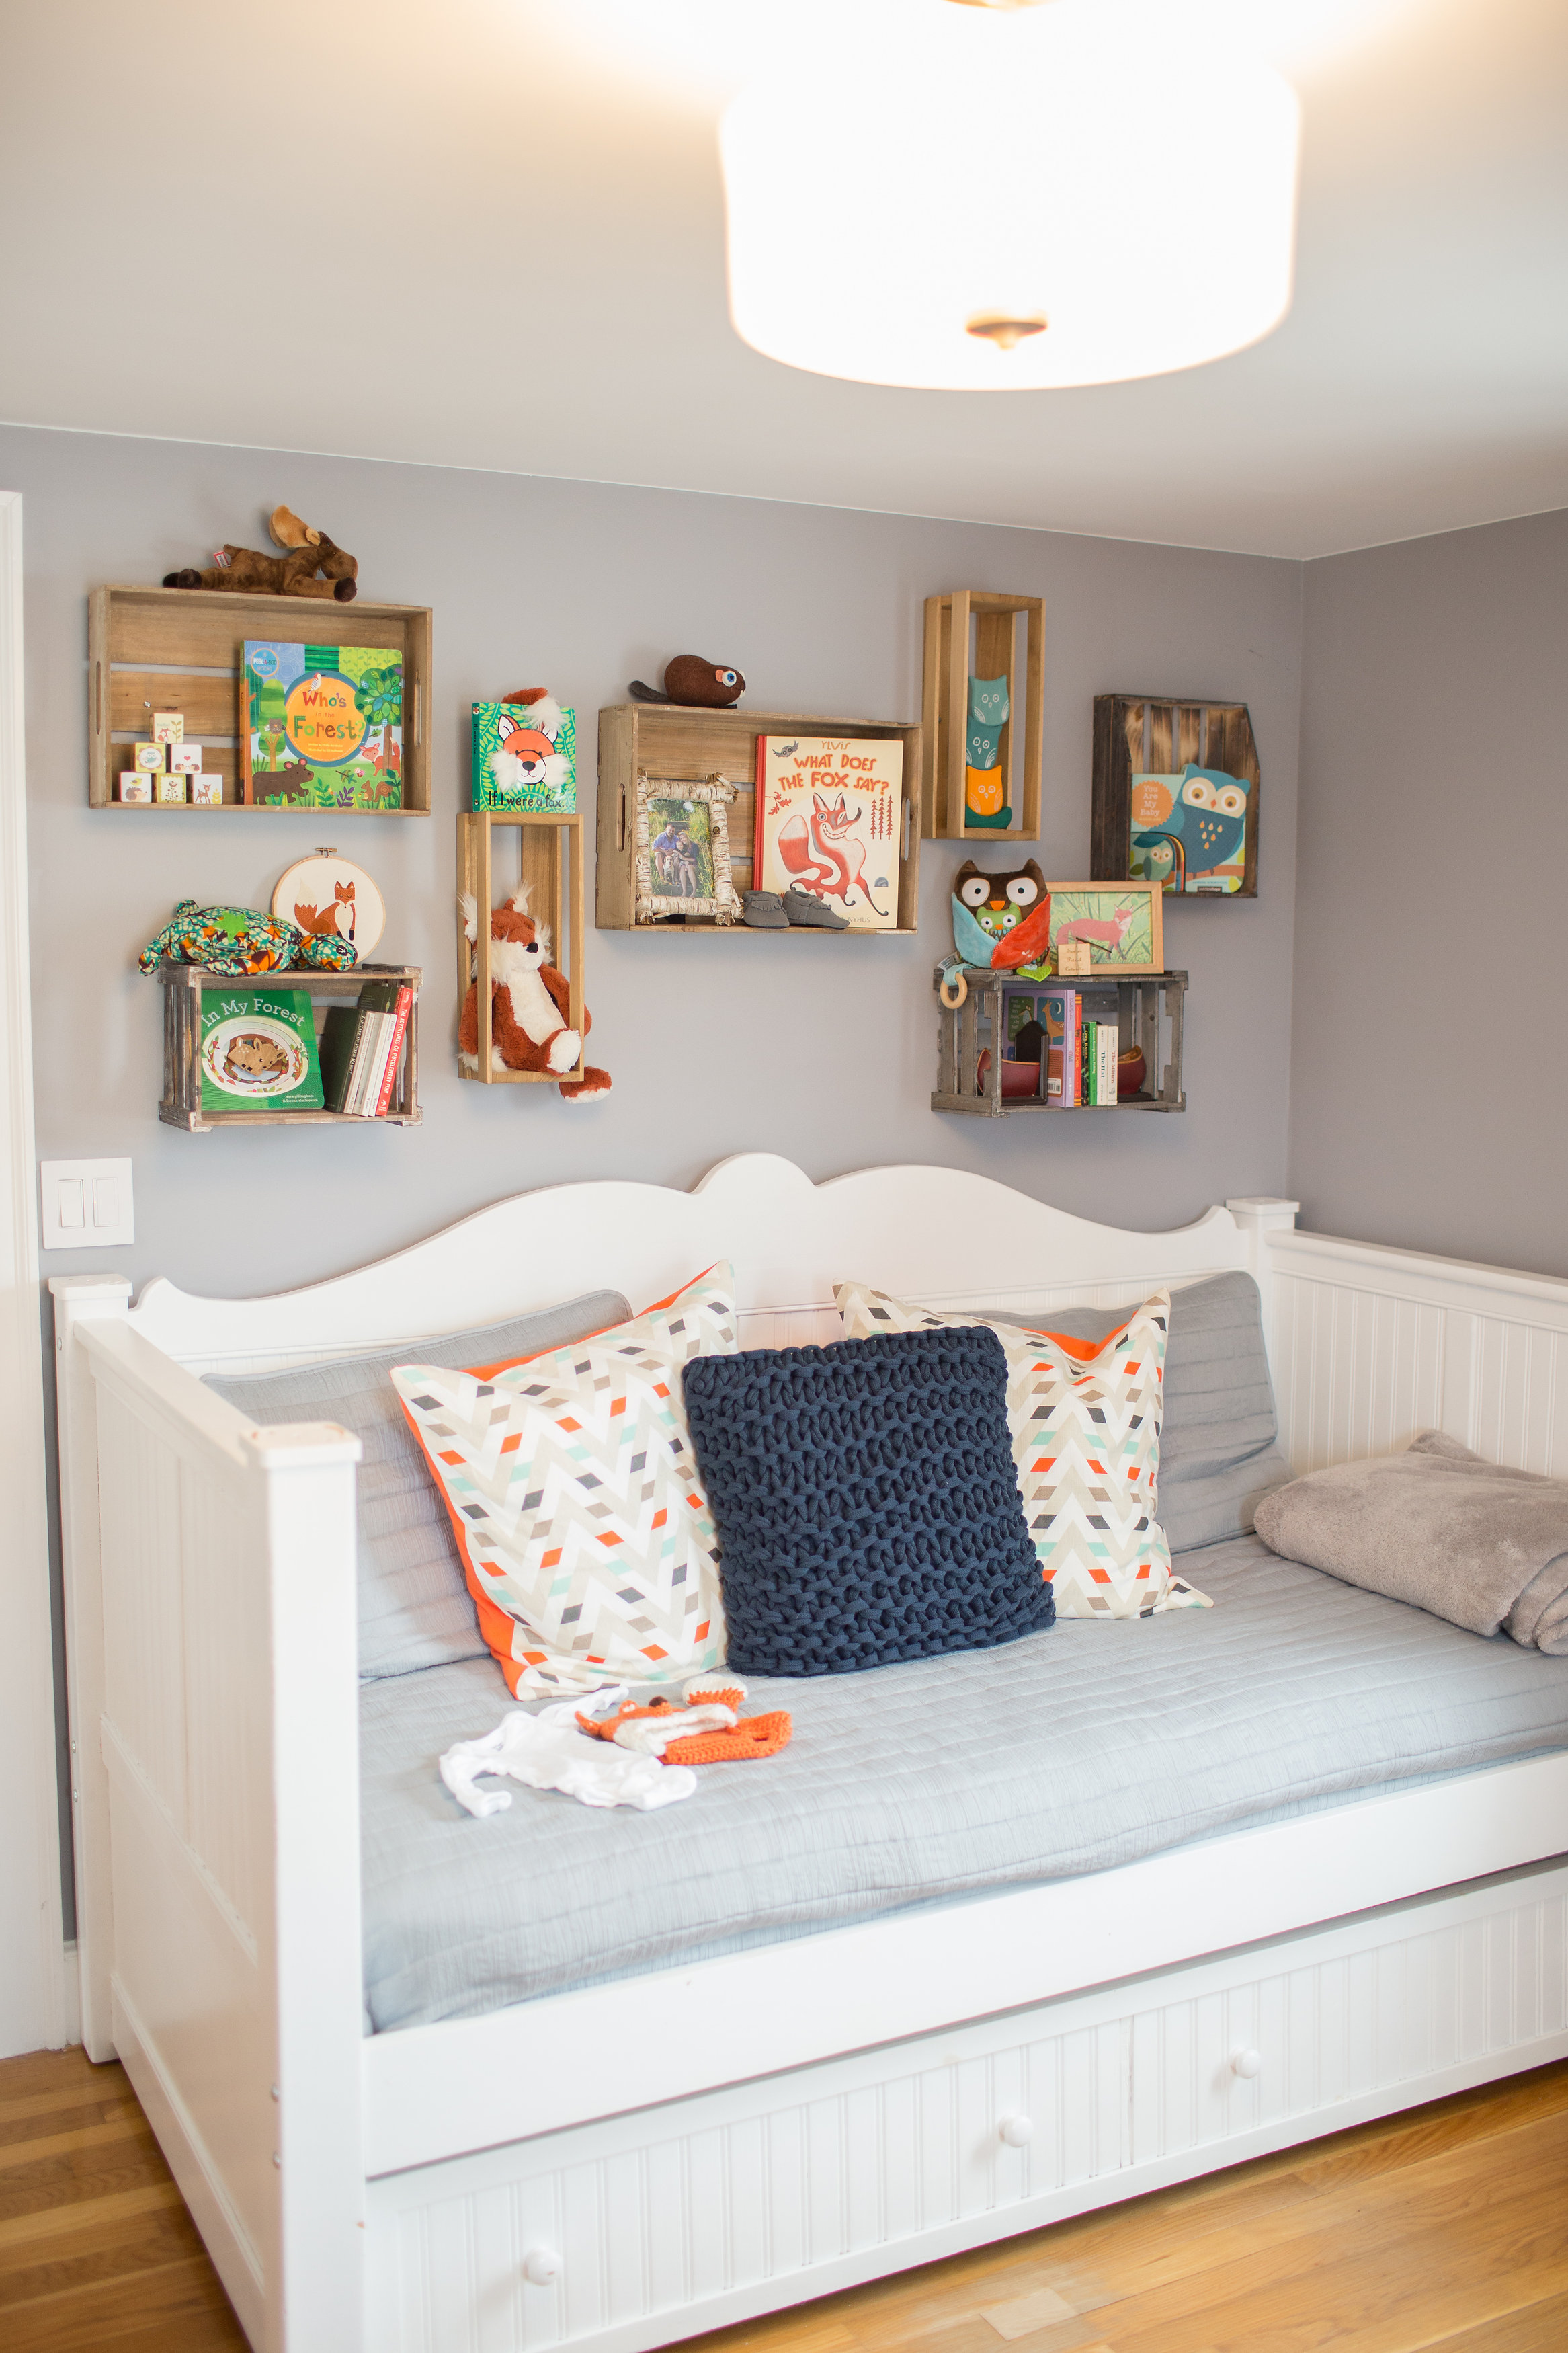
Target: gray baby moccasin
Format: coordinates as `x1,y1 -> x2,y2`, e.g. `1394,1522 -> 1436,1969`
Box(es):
782,888 -> 850,930
743,890 -> 789,930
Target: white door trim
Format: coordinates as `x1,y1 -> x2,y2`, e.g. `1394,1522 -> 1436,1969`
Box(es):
0,487 -> 67,2056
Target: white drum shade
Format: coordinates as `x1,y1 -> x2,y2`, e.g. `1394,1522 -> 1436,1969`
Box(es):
720,1 -> 1301,391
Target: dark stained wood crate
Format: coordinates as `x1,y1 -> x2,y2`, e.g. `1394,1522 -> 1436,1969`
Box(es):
1091,694 -> 1259,898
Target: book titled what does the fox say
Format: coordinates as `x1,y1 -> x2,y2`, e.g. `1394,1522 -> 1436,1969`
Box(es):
242,641 -> 403,809
753,737 -> 903,930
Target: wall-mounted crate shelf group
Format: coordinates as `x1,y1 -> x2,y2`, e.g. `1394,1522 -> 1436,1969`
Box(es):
932,968 -> 1186,1117
921,590 -> 1044,842
154,962 -> 421,1131
88,585 -> 433,813
596,703 -> 922,932
457,810 -> 587,1083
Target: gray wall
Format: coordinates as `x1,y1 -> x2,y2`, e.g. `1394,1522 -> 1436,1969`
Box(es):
5,422 -> 1303,1925
1291,508 -> 1568,1277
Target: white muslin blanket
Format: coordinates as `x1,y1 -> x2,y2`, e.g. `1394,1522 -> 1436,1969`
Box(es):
440,1695 -> 696,1818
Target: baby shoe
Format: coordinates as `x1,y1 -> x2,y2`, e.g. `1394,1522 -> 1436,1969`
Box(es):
743,890 -> 788,929
782,888 -> 849,930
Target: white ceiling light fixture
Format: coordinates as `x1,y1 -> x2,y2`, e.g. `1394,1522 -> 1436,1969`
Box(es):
720,0 -> 1303,390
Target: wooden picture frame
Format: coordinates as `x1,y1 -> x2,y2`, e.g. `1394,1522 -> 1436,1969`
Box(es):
1091,695 -> 1260,898
632,773 -> 739,924
1044,880 -> 1163,975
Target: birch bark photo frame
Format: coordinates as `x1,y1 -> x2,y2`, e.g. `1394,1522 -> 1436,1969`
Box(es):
633,774 -> 739,924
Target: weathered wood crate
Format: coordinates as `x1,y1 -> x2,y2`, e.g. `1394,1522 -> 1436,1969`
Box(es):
932,968 -> 1186,1117
596,703 -> 921,931
88,585 -> 433,812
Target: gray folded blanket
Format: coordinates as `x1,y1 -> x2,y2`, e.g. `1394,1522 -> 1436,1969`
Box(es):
1255,1431 -> 1568,1654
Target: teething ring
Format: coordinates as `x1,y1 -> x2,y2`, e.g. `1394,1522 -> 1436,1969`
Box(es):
939,969 -> 969,1009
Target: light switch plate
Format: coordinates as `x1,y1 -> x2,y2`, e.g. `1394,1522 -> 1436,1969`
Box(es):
40,1158 -> 134,1251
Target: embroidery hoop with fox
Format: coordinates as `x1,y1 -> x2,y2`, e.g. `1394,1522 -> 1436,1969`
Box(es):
270,852 -> 384,958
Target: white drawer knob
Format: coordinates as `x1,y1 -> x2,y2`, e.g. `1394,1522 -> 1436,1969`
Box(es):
522,2247 -> 561,2286
998,2113 -> 1034,2148
1229,2046 -> 1263,2080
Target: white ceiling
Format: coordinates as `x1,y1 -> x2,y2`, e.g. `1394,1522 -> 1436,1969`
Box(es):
2,0 -> 1564,559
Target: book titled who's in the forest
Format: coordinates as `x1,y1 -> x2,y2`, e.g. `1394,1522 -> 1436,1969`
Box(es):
242,641 -> 403,809
198,988 -> 325,1115
753,736 -> 903,930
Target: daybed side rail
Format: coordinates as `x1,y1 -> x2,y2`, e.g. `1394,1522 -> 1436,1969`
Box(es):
53,1285 -> 365,2353
1266,1227 -> 1568,1477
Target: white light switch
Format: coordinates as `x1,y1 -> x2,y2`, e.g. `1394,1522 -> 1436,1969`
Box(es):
40,1158 -> 134,1251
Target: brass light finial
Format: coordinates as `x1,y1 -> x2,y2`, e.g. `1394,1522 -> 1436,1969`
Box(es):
966,312 -> 1050,351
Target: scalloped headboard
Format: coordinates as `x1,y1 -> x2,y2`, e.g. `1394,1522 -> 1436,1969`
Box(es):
123,1152 -> 1289,1378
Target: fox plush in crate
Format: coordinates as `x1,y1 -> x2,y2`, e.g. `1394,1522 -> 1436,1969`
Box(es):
458,883 -> 610,1101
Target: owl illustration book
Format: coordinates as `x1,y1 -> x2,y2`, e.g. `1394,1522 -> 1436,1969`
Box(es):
965,673 -> 1012,829
1133,764 -> 1250,892
951,858 -> 1052,972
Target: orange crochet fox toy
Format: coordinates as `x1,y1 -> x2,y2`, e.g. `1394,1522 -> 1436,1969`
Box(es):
458,883 -> 611,1101
577,1681 -> 792,1765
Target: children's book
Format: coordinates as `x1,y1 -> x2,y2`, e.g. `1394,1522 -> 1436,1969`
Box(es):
754,737 -> 903,930
242,642 -> 403,809
199,988 -> 324,1115
1042,986 -> 1078,1105
471,697 -> 577,813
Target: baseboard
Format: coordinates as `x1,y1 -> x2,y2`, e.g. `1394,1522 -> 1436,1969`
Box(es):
111,1975 -> 265,2350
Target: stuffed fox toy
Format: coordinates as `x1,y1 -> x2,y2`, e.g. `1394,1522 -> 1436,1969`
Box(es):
458,883 -> 610,1101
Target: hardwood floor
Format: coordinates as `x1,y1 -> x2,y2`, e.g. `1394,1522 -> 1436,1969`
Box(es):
2,2050 -> 1564,2352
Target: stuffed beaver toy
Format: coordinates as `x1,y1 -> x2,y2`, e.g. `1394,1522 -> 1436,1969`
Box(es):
628,656 -> 745,707
163,505 -> 358,602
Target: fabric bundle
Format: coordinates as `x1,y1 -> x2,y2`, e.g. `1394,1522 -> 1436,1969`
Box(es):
1255,1430 -> 1568,1654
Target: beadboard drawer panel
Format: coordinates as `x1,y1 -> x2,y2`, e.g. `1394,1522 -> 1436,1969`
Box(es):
364,1860 -> 1568,2353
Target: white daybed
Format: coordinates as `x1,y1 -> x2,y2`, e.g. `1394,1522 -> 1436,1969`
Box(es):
51,1154 -> 1568,2353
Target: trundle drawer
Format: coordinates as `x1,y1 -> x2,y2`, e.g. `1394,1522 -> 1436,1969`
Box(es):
365,1860 -> 1568,2353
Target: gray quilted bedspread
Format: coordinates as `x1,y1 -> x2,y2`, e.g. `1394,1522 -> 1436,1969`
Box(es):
359,1536 -> 1568,2033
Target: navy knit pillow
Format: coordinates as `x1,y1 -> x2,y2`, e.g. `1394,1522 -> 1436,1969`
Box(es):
682,1326 -> 1054,1676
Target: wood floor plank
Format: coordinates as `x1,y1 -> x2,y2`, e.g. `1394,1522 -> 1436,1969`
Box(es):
1425,2286 -> 1568,2350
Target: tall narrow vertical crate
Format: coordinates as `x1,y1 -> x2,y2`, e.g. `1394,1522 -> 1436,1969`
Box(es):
456,811 -> 586,1083
920,590 -> 1044,840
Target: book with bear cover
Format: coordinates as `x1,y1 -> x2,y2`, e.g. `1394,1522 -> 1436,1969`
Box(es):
753,735 -> 903,930
198,988 -> 324,1115
242,641 -> 403,809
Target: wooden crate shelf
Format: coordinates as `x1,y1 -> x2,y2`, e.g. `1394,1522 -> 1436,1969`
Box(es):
1091,694 -> 1260,898
89,585 -> 432,813
596,704 -> 921,932
458,811 -> 586,1083
932,968 -> 1186,1117
153,962 -> 421,1130
921,590 -> 1045,841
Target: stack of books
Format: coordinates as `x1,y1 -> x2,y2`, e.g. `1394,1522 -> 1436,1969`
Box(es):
1004,984 -> 1128,1108
319,980 -> 414,1117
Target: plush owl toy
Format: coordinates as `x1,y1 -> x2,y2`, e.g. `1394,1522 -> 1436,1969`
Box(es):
949,859 -> 1053,973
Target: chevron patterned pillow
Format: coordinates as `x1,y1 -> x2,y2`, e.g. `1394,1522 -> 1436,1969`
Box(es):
393,1266 -> 737,1696
835,1283 -> 1210,1619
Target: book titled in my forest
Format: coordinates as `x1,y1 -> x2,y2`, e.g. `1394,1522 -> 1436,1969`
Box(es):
753,735 -> 903,930
242,641 -> 403,810
198,988 -> 324,1115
